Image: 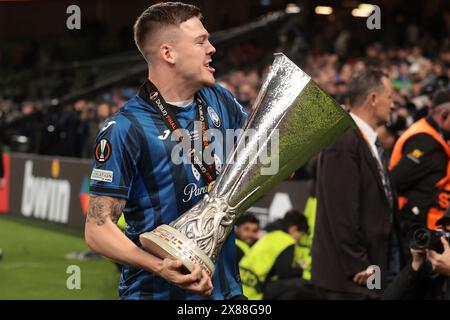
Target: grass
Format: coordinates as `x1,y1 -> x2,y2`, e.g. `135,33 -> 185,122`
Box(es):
0,215 -> 119,299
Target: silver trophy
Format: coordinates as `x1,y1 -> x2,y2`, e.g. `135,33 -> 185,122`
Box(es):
140,53 -> 356,276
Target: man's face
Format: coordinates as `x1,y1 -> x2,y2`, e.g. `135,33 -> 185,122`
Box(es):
437,104 -> 450,135
171,17 -> 216,88
373,77 -> 394,126
288,226 -> 305,243
97,103 -> 110,120
236,222 -> 260,246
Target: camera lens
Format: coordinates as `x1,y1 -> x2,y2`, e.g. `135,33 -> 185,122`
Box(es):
412,228 -> 430,249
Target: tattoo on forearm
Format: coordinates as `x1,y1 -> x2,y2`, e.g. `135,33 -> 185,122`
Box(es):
87,195 -> 126,226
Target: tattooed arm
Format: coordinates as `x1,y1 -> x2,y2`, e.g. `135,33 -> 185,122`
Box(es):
84,195 -> 213,295
85,195 -> 162,271
86,195 -> 125,225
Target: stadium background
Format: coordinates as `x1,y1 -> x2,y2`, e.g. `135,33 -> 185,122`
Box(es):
0,0 -> 449,299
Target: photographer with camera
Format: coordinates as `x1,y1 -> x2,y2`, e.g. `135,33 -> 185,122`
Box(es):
382,210 -> 450,299
389,89 -> 450,259
426,215 -> 450,278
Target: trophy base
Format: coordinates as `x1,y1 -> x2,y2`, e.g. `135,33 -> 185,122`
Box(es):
139,224 -> 215,277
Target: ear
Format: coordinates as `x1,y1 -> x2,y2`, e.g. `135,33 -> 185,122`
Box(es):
160,43 -> 176,65
369,91 -> 378,107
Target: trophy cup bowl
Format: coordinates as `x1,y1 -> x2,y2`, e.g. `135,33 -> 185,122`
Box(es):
140,53 -> 356,276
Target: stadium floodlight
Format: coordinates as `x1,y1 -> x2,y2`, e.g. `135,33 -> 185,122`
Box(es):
352,8 -> 371,17
314,6 -> 333,15
352,3 -> 375,17
358,3 -> 376,10
285,3 -> 301,14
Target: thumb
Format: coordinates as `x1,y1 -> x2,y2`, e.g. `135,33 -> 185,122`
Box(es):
165,258 -> 182,269
366,266 -> 375,275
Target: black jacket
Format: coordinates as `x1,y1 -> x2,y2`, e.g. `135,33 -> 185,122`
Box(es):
382,262 -> 449,300
312,128 -> 399,298
390,116 -> 448,234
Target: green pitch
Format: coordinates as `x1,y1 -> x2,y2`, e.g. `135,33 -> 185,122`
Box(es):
0,216 -> 118,299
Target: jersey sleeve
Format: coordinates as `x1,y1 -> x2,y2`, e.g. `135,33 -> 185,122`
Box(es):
89,116 -> 136,199
215,84 -> 248,130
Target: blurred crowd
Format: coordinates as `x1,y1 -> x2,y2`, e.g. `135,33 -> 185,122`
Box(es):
2,42 -> 450,159
304,44 -> 450,150
1,39 -> 449,165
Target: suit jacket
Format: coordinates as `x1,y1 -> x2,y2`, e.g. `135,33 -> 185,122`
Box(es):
311,128 -> 398,298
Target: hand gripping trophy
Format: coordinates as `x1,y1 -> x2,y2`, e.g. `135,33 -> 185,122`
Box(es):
140,53 -> 356,276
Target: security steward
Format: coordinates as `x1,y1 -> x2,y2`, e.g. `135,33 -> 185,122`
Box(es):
389,89 -> 450,255
234,213 -> 260,262
239,210 -> 317,300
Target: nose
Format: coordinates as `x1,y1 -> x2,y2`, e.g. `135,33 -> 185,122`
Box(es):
207,40 -> 216,56
390,101 -> 395,111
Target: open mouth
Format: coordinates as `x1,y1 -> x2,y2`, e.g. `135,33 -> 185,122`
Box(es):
205,62 -> 215,73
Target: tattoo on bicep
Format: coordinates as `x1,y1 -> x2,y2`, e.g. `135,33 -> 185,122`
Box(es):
87,195 -> 126,226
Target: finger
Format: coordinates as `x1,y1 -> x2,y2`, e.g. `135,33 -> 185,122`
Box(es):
441,236 -> 450,251
426,253 -> 440,270
427,257 -> 437,272
164,261 -> 201,287
205,288 -> 213,296
353,272 -> 361,283
196,270 -> 209,289
363,274 -> 371,285
190,264 -> 202,282
194,271 -> 210,295
202,285 -> 214,297
179,264 -> 202,285
427,249 -> 438,261
201,270 -> 212,290
208,276 -> 213,290
190,270 -> 213,296
411,249 -> 426,255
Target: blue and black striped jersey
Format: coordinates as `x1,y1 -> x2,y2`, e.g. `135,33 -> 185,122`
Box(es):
90,81 -> 247,300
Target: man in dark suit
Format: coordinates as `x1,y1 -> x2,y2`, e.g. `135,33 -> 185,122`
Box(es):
311,68 -> 400,299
